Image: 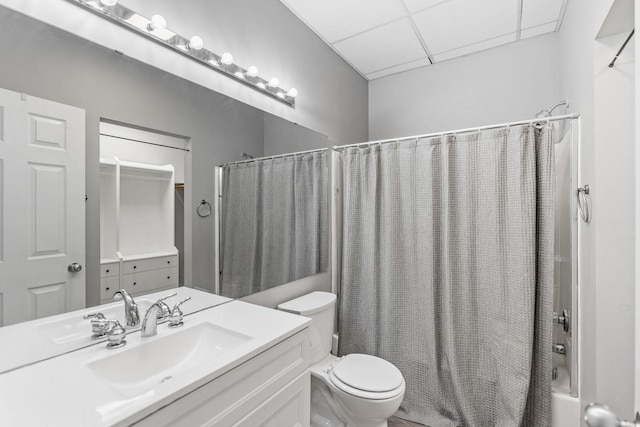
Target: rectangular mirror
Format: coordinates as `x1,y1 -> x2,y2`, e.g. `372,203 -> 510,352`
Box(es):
0,3 -> 329,346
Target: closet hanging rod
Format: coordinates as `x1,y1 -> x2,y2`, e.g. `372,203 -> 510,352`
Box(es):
221,147 -> 327,167
332,112 -> 580,151
608,29 -> 634,68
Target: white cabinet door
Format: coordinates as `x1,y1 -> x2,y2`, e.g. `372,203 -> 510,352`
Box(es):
0,88 -> 85,326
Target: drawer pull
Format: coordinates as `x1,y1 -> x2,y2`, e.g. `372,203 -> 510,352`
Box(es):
133,282 -> 137,286
133,266 -> 137,269
167,276 -> 171,279
167,261 -> 171,264
106,287 -> 110,291
106,269 -> 110,273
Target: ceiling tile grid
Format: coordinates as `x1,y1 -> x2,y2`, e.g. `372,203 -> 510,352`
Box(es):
279,0 -> 568,80
333,18 -> 427,75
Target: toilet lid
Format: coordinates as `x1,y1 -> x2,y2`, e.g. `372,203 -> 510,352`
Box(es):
331,354 -> 404,393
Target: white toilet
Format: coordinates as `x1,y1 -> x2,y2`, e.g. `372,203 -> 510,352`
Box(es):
278,291 -> 405,427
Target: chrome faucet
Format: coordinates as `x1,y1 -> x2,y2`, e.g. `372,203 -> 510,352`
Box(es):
141,302 -> 164,338
113,289 -> 140,328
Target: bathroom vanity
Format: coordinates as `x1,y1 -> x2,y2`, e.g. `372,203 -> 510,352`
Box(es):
0,289 -> 311,426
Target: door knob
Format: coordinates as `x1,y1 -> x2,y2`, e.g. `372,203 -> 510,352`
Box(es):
584,402 -> 640,426
68,263 -> 83,273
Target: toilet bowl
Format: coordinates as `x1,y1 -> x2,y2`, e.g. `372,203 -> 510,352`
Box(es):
277,292 -> 405,427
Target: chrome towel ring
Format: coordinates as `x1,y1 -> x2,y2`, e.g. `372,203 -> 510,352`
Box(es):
577,185 -> 591,223
197,199 -> 212,218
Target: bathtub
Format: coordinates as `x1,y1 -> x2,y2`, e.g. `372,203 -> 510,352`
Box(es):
551,354 -> 581,426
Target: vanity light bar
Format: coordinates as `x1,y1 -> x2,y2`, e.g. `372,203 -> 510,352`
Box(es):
68,0 -> 297,107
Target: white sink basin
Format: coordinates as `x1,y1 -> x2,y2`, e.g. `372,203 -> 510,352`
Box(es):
37,299 -> 154,345
86,322 -> 252,398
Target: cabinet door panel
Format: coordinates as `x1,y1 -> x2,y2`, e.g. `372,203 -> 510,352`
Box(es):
130,330 -> 309,427
236,372 -> 310,427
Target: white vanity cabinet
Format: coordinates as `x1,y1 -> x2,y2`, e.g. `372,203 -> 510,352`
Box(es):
100,158 -> 178,304
132,330 -> 311,427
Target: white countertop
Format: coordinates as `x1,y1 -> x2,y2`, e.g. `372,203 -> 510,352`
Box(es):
0,287 -> 231,374
0,299 -> 310,427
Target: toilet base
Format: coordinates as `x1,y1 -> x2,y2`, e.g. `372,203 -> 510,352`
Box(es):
310,374 -> 391,427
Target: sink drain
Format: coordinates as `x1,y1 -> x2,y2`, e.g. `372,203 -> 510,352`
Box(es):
160,376 -> 173,383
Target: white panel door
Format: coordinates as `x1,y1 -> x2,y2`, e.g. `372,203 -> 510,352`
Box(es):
0,88 -> 85,326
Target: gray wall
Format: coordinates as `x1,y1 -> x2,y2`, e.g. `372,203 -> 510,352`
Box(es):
0,4 -> 367,306
263,114 -> 328,157
369,33 -> 560,139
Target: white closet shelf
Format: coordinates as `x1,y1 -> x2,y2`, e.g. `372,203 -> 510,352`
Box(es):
120,161 -> 174,181
99,157 -> 178,303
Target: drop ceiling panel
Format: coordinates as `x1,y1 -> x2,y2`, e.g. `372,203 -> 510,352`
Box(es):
413,0 -> 518,54
280,0 -> 406,43
521,22 -> 558,40
333,19 -> 427,74
402,0 -> 453,14
432,33 -> 517,62
279,0 -> 567,80
521,0 -> 565,29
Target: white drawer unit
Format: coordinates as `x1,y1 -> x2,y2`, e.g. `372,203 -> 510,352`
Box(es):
132,329 -> 310,427
122,266 -> 178,295
100,262 -> 120,278
122,255 -> 177,275
100,276 -> 120,302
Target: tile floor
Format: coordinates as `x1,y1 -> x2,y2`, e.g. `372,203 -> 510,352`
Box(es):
388,416 -> 426,427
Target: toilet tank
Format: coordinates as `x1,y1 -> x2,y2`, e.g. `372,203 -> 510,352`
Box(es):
277,291 -> 336,364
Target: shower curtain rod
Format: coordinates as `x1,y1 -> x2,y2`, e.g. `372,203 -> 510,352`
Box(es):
221,147 -> 327,167
332,112 -> 580,151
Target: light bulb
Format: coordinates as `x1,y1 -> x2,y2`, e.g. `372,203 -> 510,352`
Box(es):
148,15 -> 166,31
100,0 -> 117,5
234,71 -> 245,79
247,66 -> 259,77
188,36 -> 204,51
277,92 -> 285,99
287,88 -> 298,98
268,77 -> 280,88
221,52 -> 233,65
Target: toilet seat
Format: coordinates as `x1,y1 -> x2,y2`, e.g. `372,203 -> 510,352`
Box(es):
328,354 -> 404,400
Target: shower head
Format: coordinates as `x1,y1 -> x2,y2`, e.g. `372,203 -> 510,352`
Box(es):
535,100 -> 569,119
535,109 -> 552,119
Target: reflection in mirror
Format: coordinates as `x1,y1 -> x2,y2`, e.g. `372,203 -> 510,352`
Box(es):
217,149 -> 328,298
0,4 -> 331,340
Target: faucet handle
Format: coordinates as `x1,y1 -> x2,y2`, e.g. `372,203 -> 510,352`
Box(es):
168,297 -> 191,328
157,292 -> 178,303
105,320 -> 127,349
83,312 -> 106,320
85,312 -> 108,339
155,292 -> 178,320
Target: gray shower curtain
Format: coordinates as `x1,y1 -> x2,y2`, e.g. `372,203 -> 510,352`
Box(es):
221,151 -> 328,298
338,126 -> 554,426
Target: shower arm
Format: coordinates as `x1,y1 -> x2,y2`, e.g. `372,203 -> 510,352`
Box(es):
546,100 -> 568,114
536,100 -> 570,118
